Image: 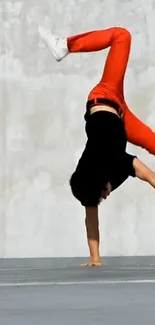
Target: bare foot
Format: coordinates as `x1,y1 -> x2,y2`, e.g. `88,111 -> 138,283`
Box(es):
80,261 -> 104,267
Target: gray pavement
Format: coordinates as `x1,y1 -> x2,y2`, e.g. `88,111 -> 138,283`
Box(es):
0,257 -> 155,325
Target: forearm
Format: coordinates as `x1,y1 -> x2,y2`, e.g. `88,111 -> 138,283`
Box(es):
85,207 -> 101,262
133,158 -> 155,188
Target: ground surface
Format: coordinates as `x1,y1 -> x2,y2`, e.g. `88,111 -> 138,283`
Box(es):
0,257 -> 155,325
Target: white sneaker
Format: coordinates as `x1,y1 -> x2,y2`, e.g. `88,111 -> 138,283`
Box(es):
38,26 -> 68,61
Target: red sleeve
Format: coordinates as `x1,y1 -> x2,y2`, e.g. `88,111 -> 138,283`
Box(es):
123,103 -> 155,155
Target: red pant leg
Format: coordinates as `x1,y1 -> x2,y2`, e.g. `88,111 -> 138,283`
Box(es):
123,102 -> 155,155
67,27 -> 155,155
67,27 -> 131,93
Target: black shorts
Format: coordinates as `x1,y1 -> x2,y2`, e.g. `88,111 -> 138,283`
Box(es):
70,111 -> 136,206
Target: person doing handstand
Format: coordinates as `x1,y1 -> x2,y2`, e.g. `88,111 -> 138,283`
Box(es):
38,26 -> 155,266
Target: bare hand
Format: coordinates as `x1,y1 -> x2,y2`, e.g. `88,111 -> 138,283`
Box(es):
80,261 -> 104,267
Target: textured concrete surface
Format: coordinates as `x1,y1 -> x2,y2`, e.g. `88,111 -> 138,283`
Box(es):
0,258 -> 155,325
0,264 -> 155,285
1,0 -> 155,258
0,284 -> 155,325
1,255 -> 155,268
0,257 -> 155,284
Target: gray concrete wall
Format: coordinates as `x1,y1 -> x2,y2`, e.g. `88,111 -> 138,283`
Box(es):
0,0 -> 155,258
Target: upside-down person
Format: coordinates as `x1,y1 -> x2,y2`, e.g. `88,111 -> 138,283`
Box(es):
38,26 -> 155,266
